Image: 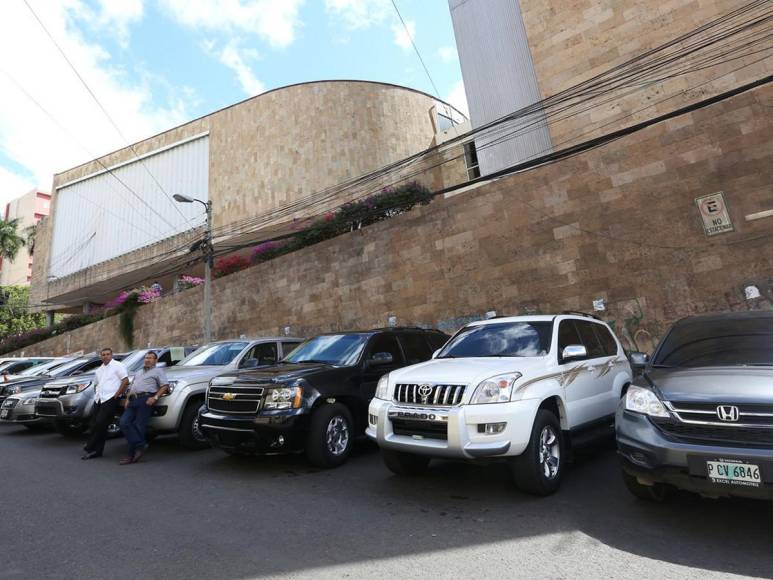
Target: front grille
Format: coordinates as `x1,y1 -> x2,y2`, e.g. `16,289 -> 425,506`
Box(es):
40,387 -> 66,399
669,401 -> 773,427
652,418 -> 773,448
391,418 -> 448,440
35,400 -> 61,417
207,380 -> 265,415
394,384 -> 465,406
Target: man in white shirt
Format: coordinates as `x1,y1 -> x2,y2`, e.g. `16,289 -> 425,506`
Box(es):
82,347 -> 129,460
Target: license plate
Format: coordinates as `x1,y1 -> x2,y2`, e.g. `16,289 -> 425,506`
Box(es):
707,459 -> 761,486
0,409 -> 8,419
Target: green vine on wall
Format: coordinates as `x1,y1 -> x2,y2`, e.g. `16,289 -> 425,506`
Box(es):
118,292 -> 140,349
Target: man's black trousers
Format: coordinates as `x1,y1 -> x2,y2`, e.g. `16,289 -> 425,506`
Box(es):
84,397 -> 120,456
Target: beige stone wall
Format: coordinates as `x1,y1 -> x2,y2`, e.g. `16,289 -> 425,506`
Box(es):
519,0 -> 773,147
31,82 -> 462,308
16,84 -> 773,356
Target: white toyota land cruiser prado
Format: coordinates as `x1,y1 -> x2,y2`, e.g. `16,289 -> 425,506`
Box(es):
367,313 -> 633,495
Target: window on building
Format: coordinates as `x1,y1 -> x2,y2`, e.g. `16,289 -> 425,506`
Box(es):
464,141 -> 480,180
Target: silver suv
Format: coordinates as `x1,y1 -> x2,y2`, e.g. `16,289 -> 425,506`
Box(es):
617,311 -> 773,501
151,338 -> 303,449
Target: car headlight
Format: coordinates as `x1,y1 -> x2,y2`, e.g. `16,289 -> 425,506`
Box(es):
263,380 -> 305,410
164,380 -> 185,397
375,374 -> 391,400
65,382 -> 92,395
470,373 -> 523,404
21,397 -> 37,406
624,385 -> 669,418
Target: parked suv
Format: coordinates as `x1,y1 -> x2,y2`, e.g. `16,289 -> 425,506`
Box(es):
617,311 -> 773,501
151,338 -> 303,449
37,347 -> 192,437
200,327 -> 449,467
367,314 -> 632,495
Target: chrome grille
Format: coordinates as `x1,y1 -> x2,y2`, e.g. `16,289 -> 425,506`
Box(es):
207,380 -> 265,415
40,386 -> 66,399
667,401 -> 773,427
394,384 -> 465,406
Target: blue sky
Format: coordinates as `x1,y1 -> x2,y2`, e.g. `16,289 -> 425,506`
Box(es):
0,0 -> 467,207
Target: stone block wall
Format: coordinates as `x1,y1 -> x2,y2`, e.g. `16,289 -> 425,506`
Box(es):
15,84 -> 773,357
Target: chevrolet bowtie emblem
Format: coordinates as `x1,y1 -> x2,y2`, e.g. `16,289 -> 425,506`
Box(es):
222,392 -> 236,401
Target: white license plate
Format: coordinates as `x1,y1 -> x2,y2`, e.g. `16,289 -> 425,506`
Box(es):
0,409 -> 8,419
707,460 -> 761,486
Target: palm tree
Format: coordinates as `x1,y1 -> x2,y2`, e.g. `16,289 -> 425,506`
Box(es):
0,218 -> 26,261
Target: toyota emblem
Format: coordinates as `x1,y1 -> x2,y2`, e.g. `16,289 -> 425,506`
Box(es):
418,384 -> 432,403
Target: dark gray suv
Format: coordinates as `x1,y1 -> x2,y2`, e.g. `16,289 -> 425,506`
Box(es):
616,311 -> 773,501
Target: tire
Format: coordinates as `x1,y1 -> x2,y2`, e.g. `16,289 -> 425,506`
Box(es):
381,448 -> 430,476
305,403 -> 354,468
510,409 -> 565,496
622,469 -> 670,502
54,420 -> 88,437
178,401 -> 209,450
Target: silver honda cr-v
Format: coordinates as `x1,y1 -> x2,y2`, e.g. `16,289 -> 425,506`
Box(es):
616,311 -> 773,501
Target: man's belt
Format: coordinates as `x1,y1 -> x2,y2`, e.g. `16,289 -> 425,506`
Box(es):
127,392 -> 155,400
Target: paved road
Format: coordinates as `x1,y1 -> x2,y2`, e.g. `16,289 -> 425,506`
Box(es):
0,424 -> 771,580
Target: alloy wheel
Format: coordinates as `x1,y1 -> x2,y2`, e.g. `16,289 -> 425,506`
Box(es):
538,425 -> 560,480
326,415 -> 350,456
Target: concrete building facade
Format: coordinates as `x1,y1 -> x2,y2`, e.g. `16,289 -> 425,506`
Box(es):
30,81 -> 468,311
0,189 -> 50,286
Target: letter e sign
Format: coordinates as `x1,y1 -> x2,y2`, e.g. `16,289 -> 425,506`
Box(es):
695,191 -> 734,236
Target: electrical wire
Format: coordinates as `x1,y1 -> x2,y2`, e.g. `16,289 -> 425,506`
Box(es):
390,0 -> 441,98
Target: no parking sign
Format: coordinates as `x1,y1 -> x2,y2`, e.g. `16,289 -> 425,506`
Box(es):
695,191 -> 734,236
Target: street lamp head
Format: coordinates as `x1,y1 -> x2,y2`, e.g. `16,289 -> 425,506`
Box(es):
173,193 -> 195,203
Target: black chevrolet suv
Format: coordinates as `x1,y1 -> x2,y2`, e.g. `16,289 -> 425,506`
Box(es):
199,327 -> 448,467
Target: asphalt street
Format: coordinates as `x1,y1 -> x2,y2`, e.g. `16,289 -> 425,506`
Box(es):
0,424 -> 771,580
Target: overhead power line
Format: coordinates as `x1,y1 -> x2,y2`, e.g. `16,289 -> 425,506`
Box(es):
390,0 -> 442,98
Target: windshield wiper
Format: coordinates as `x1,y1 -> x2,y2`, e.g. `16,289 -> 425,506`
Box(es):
437,355 -> 457,359
293,359 -> 333,365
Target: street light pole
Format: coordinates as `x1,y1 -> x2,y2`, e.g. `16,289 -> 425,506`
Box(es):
202,200 -> 213,343
173,193 -> 213,343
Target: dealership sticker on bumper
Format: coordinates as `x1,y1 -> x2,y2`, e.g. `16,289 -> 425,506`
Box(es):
707,459 -> 761,487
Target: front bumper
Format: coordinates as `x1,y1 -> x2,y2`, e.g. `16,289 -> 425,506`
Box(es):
616,408 -> 773,500
366,398 -> 541,459
0,400 -> 41,424
34,394 -> 91,422
199,410 -> 309,454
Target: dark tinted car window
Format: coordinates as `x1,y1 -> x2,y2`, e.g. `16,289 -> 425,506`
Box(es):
367,334 -> 405,365
244,342 -> 278,366
439,322 -> 552,358
594,323 -> 619,356
281,342 -> 300,357
2,361 -> 35,373
78,360 -> 103,373
653,316 -> 773,367
427,333 -> 448,351
557,320 -> 583,359
399,333 -> 433,364
576,321 -> 605,359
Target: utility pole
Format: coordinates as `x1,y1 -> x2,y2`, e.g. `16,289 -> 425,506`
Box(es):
173,194 -> 213,343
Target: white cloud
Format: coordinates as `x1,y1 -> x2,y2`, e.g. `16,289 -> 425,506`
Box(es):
324,0 -> 391,29
391,18 -> 416,51
160,0 -> 304,49
216,40 -> 265,96
0,0 -> 192,202
438,45 -> 457,63
94,0 -> 144,47
447,79 -> 469,118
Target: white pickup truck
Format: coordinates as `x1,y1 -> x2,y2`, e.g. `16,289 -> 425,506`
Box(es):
367,313 -> 633,495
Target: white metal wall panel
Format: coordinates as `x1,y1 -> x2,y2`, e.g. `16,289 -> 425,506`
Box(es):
49,134 -> 209,279
449,0 -> 552,175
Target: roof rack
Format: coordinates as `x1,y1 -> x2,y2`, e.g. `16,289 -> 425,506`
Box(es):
560,310 -> 601,321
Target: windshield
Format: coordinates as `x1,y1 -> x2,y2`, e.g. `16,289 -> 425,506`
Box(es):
282,334 -> 370,366
653,317 -> 773,367
120,350 -> 150,372
439,321 -> 553,358
179,342 -> 248,367
47,358 -> 90,377
19,359 -> 64,376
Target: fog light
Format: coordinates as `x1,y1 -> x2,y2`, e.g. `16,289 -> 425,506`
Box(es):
276,435 -> 285,447
478,422 -> 506,434
369,414 -> 378,425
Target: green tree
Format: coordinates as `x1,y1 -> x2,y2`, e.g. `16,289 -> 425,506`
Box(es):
0,286 -> 47,340
0,218 -> 26,261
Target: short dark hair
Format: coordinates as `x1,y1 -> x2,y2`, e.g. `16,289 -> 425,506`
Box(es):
145,351 -> 158,360
100,347 -> 113,355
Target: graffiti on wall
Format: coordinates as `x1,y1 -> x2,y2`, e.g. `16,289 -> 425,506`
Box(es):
604,297 -> 659,355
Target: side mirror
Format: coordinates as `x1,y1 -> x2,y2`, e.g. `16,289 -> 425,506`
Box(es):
156,362 -> 167,368
369,352 -> 394,366
629,352 -> 649,370
561,344 -> 587,362
431,349 -> 441,359
240,358 -> 259,369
